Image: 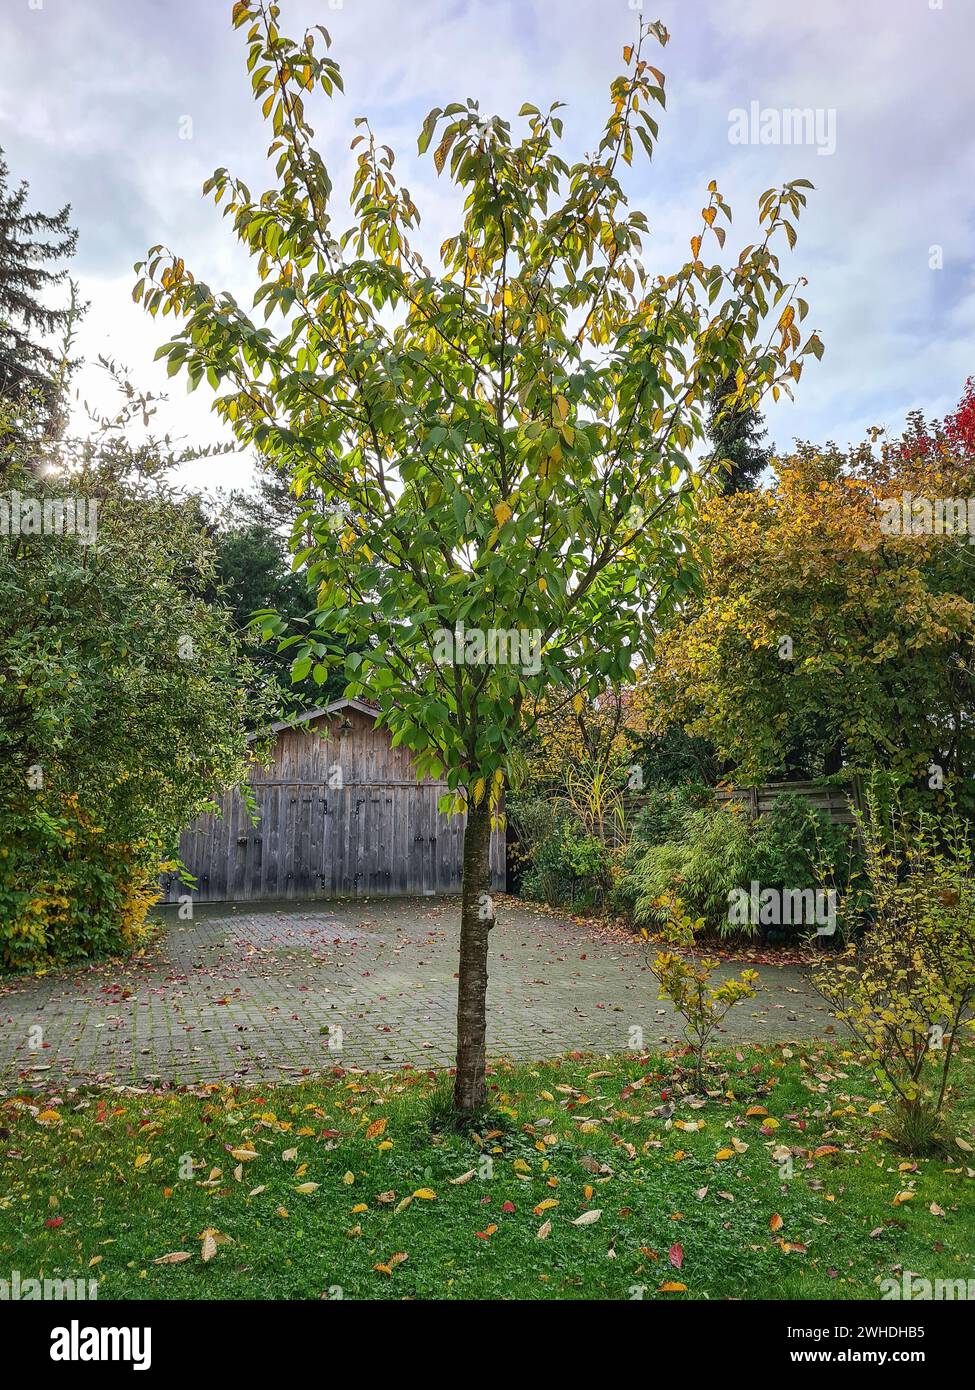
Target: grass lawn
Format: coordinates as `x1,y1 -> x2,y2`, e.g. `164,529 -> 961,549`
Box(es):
2,1043 -> 973,1301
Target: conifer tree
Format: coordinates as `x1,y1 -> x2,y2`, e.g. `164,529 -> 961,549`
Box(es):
0,148 -> 81,434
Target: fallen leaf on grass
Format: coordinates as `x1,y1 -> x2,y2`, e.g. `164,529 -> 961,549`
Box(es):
536,1220 -> 552,1240
770,1213 -> 784,1232
658,1281 -> 687,1293
572,1209 -> 602,1226
669,1242 -> 684,1269
373,1252 -> 408,1275
153,1252 -> 191,1265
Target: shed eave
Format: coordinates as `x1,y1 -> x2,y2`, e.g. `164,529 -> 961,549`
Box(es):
248,697 -> 379,741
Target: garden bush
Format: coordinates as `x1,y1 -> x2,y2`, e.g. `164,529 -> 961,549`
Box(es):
519,811 -> 615,912
0,391 -> 275,974
0,795 -> 165,972
616,790 -> 858,939
812,791 -> 975,1153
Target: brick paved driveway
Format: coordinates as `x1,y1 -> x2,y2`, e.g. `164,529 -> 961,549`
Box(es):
0,898 -> 837,1089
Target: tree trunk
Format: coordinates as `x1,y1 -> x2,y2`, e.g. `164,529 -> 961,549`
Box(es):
453,795 -> 494,1113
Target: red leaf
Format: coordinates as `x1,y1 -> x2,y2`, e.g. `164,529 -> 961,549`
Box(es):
501,1201 -> 516,1214
45,1217 -> 64,1229
669,1241 -> 684,1270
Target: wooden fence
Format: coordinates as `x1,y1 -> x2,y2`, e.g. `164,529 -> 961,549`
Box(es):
714,778 -> 861,826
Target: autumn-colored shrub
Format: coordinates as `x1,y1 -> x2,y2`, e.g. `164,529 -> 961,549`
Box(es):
0,795 -> 164,972
643,894 -> 758,1089
812,792 -> 975,1153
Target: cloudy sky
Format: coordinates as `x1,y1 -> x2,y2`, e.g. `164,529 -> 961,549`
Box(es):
1,0 -> 973,496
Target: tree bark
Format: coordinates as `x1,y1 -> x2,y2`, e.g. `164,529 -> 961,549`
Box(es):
453,795 -> 494,1113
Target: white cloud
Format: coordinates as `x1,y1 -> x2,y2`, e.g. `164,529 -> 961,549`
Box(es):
1,0 -> 972,485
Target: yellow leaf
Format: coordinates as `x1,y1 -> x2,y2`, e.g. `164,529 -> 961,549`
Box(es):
342,1171 -> 355,1185
134,1153 -> 151,1170
294,1182 -> 319,1194
714,1148 -> 734,1162
412,1188 -> 437,1201
892,1190 -> 916,1207
230,1146 -> 259,1162
533,1199 -> 559,1215
365,1117 -> 388,1140
36,1109 -> 62,1126
492,500 -> 513,525
658,1281 -> 687,1293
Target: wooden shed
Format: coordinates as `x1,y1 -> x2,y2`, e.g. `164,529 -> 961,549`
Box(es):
162,699 -> 505,904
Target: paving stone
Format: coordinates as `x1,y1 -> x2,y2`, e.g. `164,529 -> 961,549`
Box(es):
0,897 -> 836,1089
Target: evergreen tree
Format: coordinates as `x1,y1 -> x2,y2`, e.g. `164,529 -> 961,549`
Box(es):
0,148 -> 81,434
707,372 -> 770,493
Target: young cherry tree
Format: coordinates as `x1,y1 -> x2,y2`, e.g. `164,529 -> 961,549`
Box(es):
136,0 -> 820,1112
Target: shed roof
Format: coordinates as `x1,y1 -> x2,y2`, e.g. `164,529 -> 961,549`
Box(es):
249,697 -> 379,741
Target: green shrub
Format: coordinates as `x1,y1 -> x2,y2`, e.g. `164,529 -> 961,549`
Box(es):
626,784 -> 711,852
616,801 -> 757,931
615,791 -> 860,939
520,819 -> 615,912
